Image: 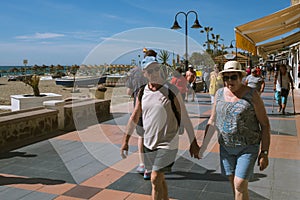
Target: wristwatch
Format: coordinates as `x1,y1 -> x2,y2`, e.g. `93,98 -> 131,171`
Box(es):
261,150 -> 268,155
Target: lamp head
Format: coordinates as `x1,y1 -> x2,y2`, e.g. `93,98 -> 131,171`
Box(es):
191,19 -> 202,29
171,20 -> 181,29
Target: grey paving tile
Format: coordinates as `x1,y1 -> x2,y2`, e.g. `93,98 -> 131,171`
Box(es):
204,181 -> 232,194
18,140 -> 55,154
249,186 -> 272,200
65,152 -> 97,172
270,119 -> 297,136
58,147 -> 89,163
18,191 -> 57,200
71,160 -> 107,184
172,156 -> 195,171
0,185 -> 9,192
0,187 -> 34,200
168,186 -> 202,200
165,172 -> 208,191
272,159 -> 300,193
50,140 -> 83,154
107,172 -> 149,193
270,189 -> 300,200
90,142 -> 136,167
199,191 -> 234,200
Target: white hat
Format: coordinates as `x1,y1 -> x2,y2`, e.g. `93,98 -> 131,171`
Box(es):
141,56 -> 159,70
220,61 -> 246,76
188,64 -> 193,68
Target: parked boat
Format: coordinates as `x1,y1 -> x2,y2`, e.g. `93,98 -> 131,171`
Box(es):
55,76 -> 107,87
105,74 -> 127,87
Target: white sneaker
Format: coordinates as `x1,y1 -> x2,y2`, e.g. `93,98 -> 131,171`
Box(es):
136,164 -> 145,173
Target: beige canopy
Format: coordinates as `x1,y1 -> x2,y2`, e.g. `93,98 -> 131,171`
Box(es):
257,31 -> 300,58
235,3 -> 300,55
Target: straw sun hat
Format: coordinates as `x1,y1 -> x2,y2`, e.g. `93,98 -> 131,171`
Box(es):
220,61 -> 247,76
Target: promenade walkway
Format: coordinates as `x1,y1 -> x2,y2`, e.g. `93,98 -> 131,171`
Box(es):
0,78 -> 299,200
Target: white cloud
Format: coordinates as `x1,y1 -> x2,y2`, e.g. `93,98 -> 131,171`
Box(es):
15,32 -> 65,40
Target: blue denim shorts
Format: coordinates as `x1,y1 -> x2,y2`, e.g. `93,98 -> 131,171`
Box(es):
220,144 -> 259,180
143,147 -> 178,173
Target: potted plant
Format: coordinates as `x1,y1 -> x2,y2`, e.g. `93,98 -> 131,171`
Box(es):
21,75 -> 41,96
10,74 -> 62,111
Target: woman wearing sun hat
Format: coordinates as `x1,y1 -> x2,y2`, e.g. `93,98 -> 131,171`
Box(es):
202,60 -> 271,200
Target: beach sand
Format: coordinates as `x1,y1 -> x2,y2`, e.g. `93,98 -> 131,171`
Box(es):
0,77 -> 130,112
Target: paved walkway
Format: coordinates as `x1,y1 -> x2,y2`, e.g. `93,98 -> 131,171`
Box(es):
0,78 -> 300,200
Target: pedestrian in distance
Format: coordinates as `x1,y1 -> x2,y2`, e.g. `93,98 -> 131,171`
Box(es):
202,67 -> 210,93
273,64 -> 294,115
185,65 -> 197,102
244,68 -> 265,96
170,67 -> 188,100
202,61 -> 271,200
121,56 -> 200,200
209,64 -> 223,104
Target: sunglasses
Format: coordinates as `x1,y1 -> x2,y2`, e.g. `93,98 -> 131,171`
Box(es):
146,66 -> 160,74
223,74 -> 238,81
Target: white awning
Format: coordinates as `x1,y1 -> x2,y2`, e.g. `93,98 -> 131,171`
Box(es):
257,31 -> 300,57
235,4 -> 300,55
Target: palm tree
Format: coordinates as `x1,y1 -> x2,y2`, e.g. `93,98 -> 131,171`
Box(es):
211,34 -> 224,56
200,26 -> 213,51
158,50 -> 171,67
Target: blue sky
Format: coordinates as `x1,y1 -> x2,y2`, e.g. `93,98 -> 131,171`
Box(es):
0,0 -> 292,66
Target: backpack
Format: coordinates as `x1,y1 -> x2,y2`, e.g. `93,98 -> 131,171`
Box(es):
137,82 -> 183,133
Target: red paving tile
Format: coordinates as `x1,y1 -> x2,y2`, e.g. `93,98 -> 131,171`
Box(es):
89,189 -> 131,200
81,168 -> 126,189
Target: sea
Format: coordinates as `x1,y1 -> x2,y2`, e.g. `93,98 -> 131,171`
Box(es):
0,65 -> 66,76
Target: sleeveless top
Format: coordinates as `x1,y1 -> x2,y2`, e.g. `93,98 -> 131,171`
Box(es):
215,88 -> 261,147
142,83 -> 179,150
275,72 -> 290,91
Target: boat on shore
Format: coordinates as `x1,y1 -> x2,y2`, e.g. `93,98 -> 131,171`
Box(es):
55,76 -> 107,87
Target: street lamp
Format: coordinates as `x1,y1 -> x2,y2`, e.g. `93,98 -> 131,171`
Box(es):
229,40 -> 238,60
171,11 -> 202,71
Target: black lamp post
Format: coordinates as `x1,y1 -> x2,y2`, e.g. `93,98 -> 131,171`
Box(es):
171,11 -> 202,72
230,40 -> 238,60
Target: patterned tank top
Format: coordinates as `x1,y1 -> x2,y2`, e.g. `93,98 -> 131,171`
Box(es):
215,88 -> 261,147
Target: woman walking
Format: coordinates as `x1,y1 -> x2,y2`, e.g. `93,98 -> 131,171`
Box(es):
202,61 -> 271,200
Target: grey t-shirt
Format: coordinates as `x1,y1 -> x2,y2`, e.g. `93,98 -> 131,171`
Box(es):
245,75 -> 263,92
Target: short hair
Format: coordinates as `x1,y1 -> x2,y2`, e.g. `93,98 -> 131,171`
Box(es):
144,49 -> 157,58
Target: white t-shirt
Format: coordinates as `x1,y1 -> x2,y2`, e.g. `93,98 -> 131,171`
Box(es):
142,84 -> 179,150
276,72 -> 290,91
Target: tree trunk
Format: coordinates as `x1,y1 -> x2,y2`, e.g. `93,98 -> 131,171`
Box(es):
33,86 -> 40,96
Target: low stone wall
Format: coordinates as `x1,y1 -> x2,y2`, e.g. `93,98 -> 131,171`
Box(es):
0,99 -> 111,153
64,99 -> 111,131
0,107 -> 59,153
